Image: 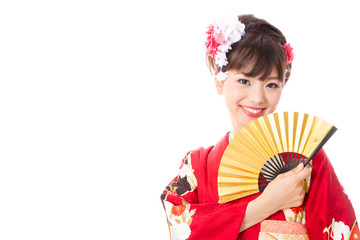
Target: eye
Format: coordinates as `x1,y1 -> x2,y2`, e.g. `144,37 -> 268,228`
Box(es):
238,79 -> 250,85
266,83 -> 279,89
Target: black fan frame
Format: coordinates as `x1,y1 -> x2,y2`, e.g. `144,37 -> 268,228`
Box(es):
257,125 -> 337,192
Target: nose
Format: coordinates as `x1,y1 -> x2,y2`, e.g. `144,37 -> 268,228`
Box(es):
248,84 -> 266,105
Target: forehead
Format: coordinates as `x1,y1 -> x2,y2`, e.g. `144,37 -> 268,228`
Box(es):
234,63 -> 280,79
226,40 -> 286,81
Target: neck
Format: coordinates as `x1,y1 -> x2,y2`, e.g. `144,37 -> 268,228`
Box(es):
231,120 -> 244,136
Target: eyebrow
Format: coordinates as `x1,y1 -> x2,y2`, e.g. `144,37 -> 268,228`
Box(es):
267,76 -> 281,81
237,72 -> 282,81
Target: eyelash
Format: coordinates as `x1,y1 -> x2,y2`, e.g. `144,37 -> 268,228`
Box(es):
266,83 -> 279,89
237,79 -> 279,89
238,79 -> 250,85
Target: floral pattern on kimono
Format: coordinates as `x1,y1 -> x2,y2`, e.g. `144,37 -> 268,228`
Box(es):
259,220 -> 309,240
163,200 -> 196,240
304,150 -> 357,240
162,152 -> 197,240
161,134 -> 250,240
161,132 -> 357,240
283,162 -> 312,225
350,221 -> 360,240
323,219 -> 350,240
322,219 -> 360,240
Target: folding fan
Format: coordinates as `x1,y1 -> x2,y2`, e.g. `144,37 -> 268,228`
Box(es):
218,112 -> 337,203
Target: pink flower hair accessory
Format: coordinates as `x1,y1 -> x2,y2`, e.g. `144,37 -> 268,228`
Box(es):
205,16 -> 245,81
283,43 -> 294,64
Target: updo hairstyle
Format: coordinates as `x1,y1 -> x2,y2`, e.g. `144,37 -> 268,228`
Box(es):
207,14 -> 292,83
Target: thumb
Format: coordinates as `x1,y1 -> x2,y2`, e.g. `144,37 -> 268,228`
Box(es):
294,162 -> 305,173
279,163 -> 304,178
296,164 -> 312,180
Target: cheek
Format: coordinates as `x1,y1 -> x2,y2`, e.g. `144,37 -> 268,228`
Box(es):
266,90 -> 283,108
223,86 -> 246,104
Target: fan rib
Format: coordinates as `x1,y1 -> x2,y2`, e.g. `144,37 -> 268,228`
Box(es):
273,113 -> 285,153
261,163 -> 278,177
253,120 -> 277,158
220,153 -> 262,172
304,126 -> 337,166
262,116 -> 281,154
258,118 -> 278,156
219,189 -> 259,203
218,177 -> 258,185
236,130 -> 271,162
263,158 -> 281,177
218,112 -> 336,203
283,112 -> 288,152
292,112 -> 299,152
296,113 -> 308,154
272,154 -> 284,172
300,116 -> 318,157
303,122 -> 333,157
244,126 -> 273,160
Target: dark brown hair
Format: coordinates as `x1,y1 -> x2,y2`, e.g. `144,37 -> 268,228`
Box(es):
207,14 -> 292,82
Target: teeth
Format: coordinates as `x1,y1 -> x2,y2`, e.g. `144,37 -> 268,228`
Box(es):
243,106 -> 262,114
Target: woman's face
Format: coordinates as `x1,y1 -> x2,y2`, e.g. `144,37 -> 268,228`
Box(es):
216,67 -> 284,134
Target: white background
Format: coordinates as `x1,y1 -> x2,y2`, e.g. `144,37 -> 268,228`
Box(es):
0,0 -> 359,239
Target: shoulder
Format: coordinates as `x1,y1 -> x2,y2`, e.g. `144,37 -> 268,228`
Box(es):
187,132 -> 230,170
311,148 -> 332,171
179,132 -> 230,183
188,132 -> 230,202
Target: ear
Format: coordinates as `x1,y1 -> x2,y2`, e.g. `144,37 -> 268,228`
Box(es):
214,71 -> 224,95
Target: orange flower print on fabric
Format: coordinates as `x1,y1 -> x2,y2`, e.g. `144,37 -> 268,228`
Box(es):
284,205 -> 306,224
171,205 -> 187,216
350,221 -> 359,240
291,206 -> 304,214
163,200 -> 196,240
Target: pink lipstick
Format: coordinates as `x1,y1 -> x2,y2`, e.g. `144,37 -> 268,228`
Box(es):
240,106 -> 265,118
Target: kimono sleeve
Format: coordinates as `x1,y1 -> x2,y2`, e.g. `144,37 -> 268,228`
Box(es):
161,151 -> 248,240
305,149 -> 358,240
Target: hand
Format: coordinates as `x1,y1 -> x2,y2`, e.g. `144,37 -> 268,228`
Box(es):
259,163 -> 311,214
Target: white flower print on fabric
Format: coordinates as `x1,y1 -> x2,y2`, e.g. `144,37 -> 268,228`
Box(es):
323,218 -> 351,240
178,152 -> 197,192
164,200 -> 196,240
162,152 -> 198,197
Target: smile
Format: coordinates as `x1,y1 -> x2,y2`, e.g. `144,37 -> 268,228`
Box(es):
240,106 -> 265,118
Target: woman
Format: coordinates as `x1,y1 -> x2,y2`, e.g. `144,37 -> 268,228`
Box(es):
161,14 -> 358,240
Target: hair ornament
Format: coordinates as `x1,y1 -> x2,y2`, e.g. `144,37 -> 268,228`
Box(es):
283,43 -> 294,64
205,16 -> 245,81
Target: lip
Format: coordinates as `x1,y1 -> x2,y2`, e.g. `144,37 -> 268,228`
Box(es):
240,105 -> 266,118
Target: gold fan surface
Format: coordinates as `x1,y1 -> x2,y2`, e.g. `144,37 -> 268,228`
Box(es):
218,112 -> 334,203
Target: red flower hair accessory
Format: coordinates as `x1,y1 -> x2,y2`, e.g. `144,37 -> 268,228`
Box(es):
283,43 -> 294,64
205,25 -> 221,59
205,16 -> 245,81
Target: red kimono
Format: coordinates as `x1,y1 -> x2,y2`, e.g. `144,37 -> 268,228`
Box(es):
161,133 -> 358,240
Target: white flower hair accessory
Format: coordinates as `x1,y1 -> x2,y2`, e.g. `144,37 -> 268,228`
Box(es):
205,16 -> 245,81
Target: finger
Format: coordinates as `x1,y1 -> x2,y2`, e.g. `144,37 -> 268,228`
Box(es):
279,163 -> 304,178
296,166 -> 311,180
295,162 -> 305,173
